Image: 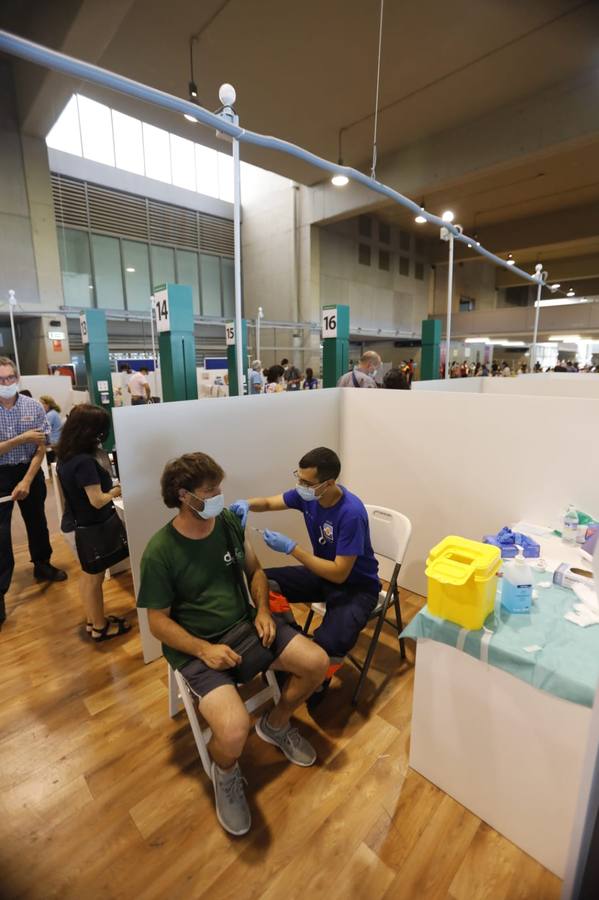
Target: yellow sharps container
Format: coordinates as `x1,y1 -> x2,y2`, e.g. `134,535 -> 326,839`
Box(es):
425,536 -> 501,630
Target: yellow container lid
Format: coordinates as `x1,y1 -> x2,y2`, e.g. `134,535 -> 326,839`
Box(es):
426,535 -> 500,585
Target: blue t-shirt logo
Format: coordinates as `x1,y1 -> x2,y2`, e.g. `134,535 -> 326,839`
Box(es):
322,522 -> 334,542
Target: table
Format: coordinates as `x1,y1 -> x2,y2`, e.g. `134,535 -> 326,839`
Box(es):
405,525 -> 598,878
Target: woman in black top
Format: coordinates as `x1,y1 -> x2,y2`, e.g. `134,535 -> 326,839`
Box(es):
56,404 -> 131,643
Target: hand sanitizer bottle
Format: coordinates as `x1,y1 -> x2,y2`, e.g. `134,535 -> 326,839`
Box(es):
563,505 -> 579,544
501,554 -> 533,613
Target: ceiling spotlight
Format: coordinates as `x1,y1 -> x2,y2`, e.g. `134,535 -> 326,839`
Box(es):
506,253 -> 515,266
189,80 -> 198,99
126,267 -> 136,273
467,242 -> 472,249
184,113 -> 198,123
331,157 -> 349,187
442,210 -> 455,223
567,288 -> 575,297
415,203 -> 426,224
550,283 -> 561,292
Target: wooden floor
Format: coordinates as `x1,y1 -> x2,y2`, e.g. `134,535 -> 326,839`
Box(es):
1,502 -> 561,899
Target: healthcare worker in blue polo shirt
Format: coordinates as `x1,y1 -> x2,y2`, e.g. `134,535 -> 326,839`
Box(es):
230,446 -> 380,706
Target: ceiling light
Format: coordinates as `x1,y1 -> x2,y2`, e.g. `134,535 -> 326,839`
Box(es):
331,156 -> 349,187
506,253 -> 515,266
535,297 -> 588,308
126,267 -> 136,273
441,210 -> 454,223
465,337 -> 490,344
467,242 -> 472,249
184,113 -> 198,123
415,205 -> 426,224
189,80 -> 198,99
550,283 -> 561,292
567,288 -> 575,297
548,335 -> 582,342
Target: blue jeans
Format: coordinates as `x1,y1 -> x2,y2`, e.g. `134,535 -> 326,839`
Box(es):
264,565 -> 378,659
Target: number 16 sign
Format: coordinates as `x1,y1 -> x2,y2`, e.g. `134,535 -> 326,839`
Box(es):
321,306 -> 338,339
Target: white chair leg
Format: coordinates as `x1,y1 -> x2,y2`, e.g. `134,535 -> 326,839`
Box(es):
174,669 -> 213,779
168,664 -> 182,717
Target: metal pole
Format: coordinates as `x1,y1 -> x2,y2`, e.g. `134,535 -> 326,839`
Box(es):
149,294 -> 158,372
531,263 -> 544,374
233,115 -> 244,396
256,306 -> 263,362
444,234 -> 455,379
8,290 -> 21,373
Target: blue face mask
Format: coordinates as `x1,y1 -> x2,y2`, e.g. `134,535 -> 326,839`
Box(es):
182,491 -> 225,520
296,484 -> 317,502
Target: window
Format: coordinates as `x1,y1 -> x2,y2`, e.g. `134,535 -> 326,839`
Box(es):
399,230 -> 411,252
359,215 -> 372,238
142,123 -> 171,183
77,96 -> 114,167
112,110 -> 144,175
123,240 -> 151,310
358,244 -> 371,266
379,221 -> 391,244
151,245 -> 175,288
92,235 -> 124,309
58,228 -> 93,307
200,253 -> 222,315
170,134 -> 196,191
176,250 -> 200,313
415,238 -> 425,257
415,261 -> 425,281
221,258 -> 235,317
399,255 -> 410,277
459,297 -> 475,312
46,95 -> 82,156
378,249 -> 390,271
217,154 -> 234,204
195,144 -> 219,197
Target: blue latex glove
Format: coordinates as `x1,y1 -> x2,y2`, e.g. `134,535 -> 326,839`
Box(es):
263,529 -> 297,555
229,500 -> 249,529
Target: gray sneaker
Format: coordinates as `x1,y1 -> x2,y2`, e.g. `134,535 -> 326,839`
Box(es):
211,761 -> 251,836
255,713 -> 317,767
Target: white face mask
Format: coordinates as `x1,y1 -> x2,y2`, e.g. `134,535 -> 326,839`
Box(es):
0,383 -> 18,400
182,490 -> 225,520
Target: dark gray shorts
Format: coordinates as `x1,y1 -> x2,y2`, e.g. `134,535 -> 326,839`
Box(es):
178,615 -> 299,701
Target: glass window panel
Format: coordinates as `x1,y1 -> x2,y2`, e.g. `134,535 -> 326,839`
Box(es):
142,123 -> 171,183
122,240 -> 151,310
221,258 -> 235,317
217,152 -> 234,203
150,245 -> 175,289
46,95 -> 82,156
92,234 -> 124,309
195,144 -> 219,198
57,227 -> 93,307
77,95 -> 115,166
200,253 -> 222,316
176,249 -> 200,314
112,110 -> 144,175
170,134 -> 196,191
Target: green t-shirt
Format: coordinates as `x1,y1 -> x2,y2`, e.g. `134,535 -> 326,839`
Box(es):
137,509 -> 253,670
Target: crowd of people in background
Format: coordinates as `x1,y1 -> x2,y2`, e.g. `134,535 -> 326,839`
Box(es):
447,358 -> 599,379
251,352 -> 414,393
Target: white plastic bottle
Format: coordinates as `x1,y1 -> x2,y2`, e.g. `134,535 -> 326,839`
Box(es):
563,505 -> 579,544
501,555 -> 533,614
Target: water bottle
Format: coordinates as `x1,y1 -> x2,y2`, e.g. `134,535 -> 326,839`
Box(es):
563,505 -> 579,544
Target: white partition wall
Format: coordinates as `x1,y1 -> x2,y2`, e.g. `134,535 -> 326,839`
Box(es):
340,389 -> 599,595
414,373 -> 599,400
19,374 -> 75,412
113,390 -> 340,661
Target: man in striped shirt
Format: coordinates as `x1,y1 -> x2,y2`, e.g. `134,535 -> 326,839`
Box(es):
0,357 -> 67,626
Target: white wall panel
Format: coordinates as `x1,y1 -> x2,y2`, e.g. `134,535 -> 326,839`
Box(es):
113,390 -> 340,661
340,389 -> 599,595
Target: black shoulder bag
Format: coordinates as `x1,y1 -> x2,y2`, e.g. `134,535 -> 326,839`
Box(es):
58,470 -> 129,575
218,515 -> 276,683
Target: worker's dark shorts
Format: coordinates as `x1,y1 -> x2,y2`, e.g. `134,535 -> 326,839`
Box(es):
265,565 -> 379,659
178,614 -> 298,702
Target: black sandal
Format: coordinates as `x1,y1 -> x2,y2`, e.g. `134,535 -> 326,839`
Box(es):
91,616 -> 131,642
87,614 -> 127,635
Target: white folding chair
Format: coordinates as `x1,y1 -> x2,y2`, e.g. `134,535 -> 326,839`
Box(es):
302,505 -> 412,705
168,664 -> 281,778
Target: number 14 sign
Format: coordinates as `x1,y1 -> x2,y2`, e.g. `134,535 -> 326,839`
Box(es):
154,289 -> 170,333
321,306 -> 338,339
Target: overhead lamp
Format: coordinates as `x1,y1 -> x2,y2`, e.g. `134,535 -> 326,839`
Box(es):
535,297 -> 588,309
506,253 -> 515,266
567,288 -> 575,297
415,203 -> 426,224
189,80 -> 198,99
126,267 -> 136,273
441,210 -> 454,223
550,283 -> 561,292
548,335 -> 582,342
331,170 -> 349,187
465,337 -> 490,343
184,113 -> 198,123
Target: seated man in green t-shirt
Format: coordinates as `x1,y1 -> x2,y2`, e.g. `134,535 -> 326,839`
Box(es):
137,452 -> 328,837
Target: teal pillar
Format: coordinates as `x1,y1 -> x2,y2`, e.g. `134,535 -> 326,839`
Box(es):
322,304 -> 350,388
421,319 -> 441,381
154,283 -> 197,402
80,308 -> 115,450
225,319 -> 248,397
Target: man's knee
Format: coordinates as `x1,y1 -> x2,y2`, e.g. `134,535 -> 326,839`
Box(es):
293,637 -> 329,682
211,706 -> 250,757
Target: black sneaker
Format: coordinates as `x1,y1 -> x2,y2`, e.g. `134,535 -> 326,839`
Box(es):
306,678 -> 331,711
33,562 -> 68,583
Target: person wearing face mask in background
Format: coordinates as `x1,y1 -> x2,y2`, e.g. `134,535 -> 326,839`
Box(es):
138,452 -> 328,837
56,404 -> 129,643
0,357 -> 67,627
230,446 -> 380,707
336,350 -> 381,388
